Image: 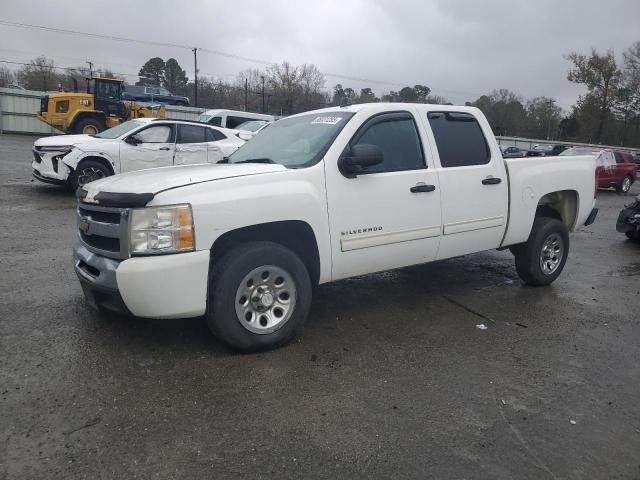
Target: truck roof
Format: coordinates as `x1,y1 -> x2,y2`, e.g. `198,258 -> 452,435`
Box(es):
291,102 -> 484,117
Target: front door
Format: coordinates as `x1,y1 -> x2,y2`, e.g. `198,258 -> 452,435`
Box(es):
174,124 -> 210,166
325,111 -> 442,280
119,123 -> 175,173
425,111 -> 509,260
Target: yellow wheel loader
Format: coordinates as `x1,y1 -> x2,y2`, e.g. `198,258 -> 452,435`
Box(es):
37,77 -> 166,134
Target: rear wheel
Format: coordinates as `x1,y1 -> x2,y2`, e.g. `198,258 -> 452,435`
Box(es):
69,159 -> 112,191
75,117 -> 105,135
207,241 -> 312,351
616,175 -> 632,193
514,216 -> 569,286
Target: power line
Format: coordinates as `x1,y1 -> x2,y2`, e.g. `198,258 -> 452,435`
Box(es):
0,19 -> 484,98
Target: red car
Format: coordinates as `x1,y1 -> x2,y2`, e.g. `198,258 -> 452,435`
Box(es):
560,147 -> 638,193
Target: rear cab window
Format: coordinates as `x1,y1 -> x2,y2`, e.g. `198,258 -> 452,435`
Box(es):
427,112 -> 490,167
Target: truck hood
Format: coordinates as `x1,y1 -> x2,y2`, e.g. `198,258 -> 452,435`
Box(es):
81,163 -> 287,206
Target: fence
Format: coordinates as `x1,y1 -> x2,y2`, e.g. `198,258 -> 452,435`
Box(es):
0,87 -> 206,135
2,88 -> 640,156
495,136 -> 640,156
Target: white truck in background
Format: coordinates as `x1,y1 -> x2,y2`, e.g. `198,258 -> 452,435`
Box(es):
73,103 -> 598,351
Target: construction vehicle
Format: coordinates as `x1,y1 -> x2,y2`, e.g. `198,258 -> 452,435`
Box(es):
37,77 -> 166,135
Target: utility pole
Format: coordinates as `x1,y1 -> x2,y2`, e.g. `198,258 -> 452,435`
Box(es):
86,60 -> 93,77
261,75 -> 265,113
192,48 -> 198,107
546,99 -> 554,140
244,77 -> 248,112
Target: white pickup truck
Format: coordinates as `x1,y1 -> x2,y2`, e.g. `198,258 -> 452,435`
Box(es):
73,103 -> 598,351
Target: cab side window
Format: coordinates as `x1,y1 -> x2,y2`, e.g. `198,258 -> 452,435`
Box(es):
350,113 -> 425,174
208,116 -> 222,127
428,112 -> 490,167
135,125 -> 173,143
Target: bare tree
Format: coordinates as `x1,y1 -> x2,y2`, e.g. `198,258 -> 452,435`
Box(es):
0,66 -> 16,87
16,56 -> 58,91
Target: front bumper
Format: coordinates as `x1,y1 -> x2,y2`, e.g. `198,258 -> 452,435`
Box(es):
32,153 -> 71,184
73,243 -> 210,319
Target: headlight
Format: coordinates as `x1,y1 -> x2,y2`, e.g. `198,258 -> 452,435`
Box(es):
129,204 -> 195,255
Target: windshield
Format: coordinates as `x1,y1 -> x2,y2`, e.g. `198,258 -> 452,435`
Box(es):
235,120 -> 268,132
94,120 -> 145,139
230,112 -> 354,167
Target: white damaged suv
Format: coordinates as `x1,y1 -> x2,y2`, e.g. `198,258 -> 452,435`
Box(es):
32,119 -> 245,190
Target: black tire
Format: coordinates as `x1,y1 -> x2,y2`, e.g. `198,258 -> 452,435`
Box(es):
626,231 -> 640,242
514,216 -> 569,286
616,175 -> 633,194
69,159 -> 112,191
207,241 -> 312,352
74,117 -> 105,135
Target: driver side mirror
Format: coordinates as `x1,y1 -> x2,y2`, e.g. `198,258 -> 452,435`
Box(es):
338,144 -> 384,178
125,135 -> 142,146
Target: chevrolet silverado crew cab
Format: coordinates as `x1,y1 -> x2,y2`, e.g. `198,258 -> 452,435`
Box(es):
73,103 -> 598,351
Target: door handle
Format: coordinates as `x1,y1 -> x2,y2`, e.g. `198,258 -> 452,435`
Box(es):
159,147 -> 171,151
410,184 -> 436,193
482,176 -> 502,185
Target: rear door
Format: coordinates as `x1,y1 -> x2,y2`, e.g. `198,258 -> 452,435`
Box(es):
174,124 -> 209,166
119,123 -> 175,173
425,111 -> 508,260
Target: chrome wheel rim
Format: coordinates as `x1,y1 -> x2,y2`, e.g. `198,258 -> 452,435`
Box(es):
539,234 -> 563,275
235,265 -> 296,334
77,167 -> 105,186
622,177 -> 631,193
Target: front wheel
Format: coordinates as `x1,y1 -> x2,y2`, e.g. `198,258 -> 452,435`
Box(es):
514,217 -> 569,286
207,241 -> 312,351
69,159 -> 112,191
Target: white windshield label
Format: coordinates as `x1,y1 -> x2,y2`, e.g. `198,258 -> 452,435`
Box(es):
311,116 -> 342,125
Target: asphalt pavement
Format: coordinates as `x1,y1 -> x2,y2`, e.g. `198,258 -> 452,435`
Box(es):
1,133 -> 639,479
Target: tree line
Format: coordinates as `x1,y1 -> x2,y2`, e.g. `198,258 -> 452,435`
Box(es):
1,39 -> 639,147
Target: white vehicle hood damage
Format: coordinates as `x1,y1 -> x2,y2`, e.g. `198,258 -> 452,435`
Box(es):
80,163 -> 287,206
35,134 -> 94,148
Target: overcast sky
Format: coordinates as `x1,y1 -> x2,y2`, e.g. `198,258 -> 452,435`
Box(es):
1,0 -> 639,110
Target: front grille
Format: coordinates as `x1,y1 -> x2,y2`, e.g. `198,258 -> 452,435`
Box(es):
78,206 -> 121,224
77,202 -> 129,259
80,232 -> 120,252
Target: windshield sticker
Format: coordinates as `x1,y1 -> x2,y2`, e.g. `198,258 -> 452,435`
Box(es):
311,116 -> 342,125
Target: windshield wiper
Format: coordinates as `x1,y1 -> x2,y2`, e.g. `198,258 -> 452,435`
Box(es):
234,158 -> 275,164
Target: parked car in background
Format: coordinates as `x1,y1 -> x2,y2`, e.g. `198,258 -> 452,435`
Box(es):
32,119 -> 244,190
526,144 -> 571,157
234,120 -> 272,139
6,83 -> 26,90
500,145 -> 525,158
198,109 -> 275,130
122,85 -> 190,106
616,195 -> 640,241
632,152 -> 640,167
560,147 -> 638,193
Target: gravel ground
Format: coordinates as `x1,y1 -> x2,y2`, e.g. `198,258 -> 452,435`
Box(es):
1,133 -> 639,479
